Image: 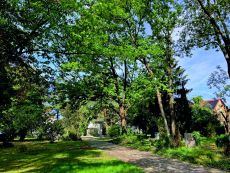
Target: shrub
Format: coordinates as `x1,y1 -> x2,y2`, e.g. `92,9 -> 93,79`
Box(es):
68,133 -> 80,141
111,137 -> 122,144
153,133 -> 171,151
192,131 -> 202,145
108,125 -> 121,138
35,127 -> 46,140
216,134 -> 229,148
121,135 -> 138,144
44,120 -> 64,143
89,128 -> 99,137
216,134 -> 230,156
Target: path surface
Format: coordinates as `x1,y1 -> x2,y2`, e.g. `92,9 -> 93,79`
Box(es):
83,137 -> 227,173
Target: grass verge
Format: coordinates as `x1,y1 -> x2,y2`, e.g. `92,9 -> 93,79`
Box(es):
0,140 -> 144,173
111,135 -> 230,171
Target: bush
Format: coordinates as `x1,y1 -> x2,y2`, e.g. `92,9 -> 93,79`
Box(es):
88,128 -> 99,137
216,134 -> 229,148
153,133 -> 171,151
216,134 -> 230,156
111,137 -> 122,144
34,127 -> 46,140
108,125 -> 121,138
68,133 -> 80,141
192,131 -> 202,145
121,135 -> 138,144
44,120 -> 64,143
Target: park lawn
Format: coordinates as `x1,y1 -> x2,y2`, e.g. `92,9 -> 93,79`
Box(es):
0,141 -> 144,173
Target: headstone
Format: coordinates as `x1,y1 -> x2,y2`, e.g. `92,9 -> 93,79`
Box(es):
154,132 -> 160,140
184,133 -> 196,147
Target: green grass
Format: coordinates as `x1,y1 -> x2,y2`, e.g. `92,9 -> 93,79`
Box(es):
0,141 -> 144,173
158,146 -> 230,170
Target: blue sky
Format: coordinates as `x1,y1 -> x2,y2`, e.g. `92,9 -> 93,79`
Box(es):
177,48 -> 229,104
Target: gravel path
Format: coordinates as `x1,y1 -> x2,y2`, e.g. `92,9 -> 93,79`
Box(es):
82,137 -> 227,173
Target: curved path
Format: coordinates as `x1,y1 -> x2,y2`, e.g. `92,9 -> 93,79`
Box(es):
83,137 -> 226,173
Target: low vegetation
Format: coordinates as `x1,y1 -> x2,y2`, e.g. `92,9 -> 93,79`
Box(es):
111,134 -> 230,171
0,140 -> 144,173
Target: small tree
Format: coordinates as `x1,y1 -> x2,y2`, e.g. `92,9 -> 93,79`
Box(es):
43,120 -> 63,143
191,96 -> 221,137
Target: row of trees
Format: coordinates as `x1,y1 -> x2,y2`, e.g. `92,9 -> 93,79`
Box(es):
0,0 -> 229,145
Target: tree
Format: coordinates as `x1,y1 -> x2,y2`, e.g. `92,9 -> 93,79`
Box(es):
174,68 -> 192,135
208,66 -> 230,102
191,96 -> 221,137
0,65 -> 47,142
180,0 -> 230,76
61,103 -> 99,140
0,0 -> 73,110
208,66 -> 230,133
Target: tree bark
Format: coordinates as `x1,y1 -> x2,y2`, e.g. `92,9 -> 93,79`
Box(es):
165,32 -> 177,141
156,89 -> 170,136
119,103 -> 127,134
19,129 -> 27,142
109,57 -> 128,133
142,58 -> 170,137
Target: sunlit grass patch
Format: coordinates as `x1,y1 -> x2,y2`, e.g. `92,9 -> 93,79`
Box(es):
0,141 -> 144,173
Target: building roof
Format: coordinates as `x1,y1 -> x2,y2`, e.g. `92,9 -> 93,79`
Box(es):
204,98 -> 226,110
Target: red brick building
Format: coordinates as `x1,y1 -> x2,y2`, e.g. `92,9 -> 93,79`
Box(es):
205,99 -> 229,133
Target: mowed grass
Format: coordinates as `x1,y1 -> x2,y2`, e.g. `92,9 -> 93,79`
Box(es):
0,141 -> 144,173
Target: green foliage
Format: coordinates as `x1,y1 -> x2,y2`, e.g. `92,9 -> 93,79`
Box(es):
216,135 -> 230,148
192,131 -> 202,145
111,134 -> 153,151
153,134 -> 171,151
43,120 -> 64,143
180,0 -> 230,63
108,125 -> 121,138
62,128 -> 81,141
61,104 -> 95,140
0,90 -> 45,142
191,96 -> 221,137
120,135 -> 138,145
159,145 -> 230,171
88,128 -> 100,137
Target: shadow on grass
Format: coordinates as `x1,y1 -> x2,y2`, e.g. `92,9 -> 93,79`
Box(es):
0,141 -> 143,173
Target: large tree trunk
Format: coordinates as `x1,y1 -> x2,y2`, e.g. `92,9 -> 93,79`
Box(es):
19,129 -> 27,142
142,58 -> 170,137
119,103 -> 127,134
166,32 -> 179,145
156,89 -> 170,137
169,92 -> 176,136
109,58 -> 128,133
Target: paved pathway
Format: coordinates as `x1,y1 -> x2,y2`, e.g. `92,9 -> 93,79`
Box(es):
82,137 -> 227,173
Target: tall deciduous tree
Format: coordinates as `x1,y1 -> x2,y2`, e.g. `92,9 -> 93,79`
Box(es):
180,0 -> 230,76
